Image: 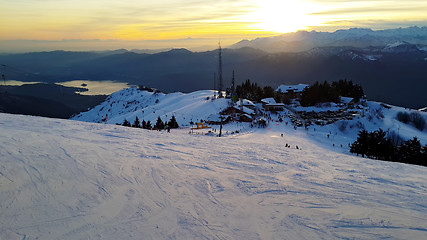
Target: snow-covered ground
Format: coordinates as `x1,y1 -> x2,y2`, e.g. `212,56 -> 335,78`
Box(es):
72,88 -> 229,127
73,87 -> 427,149
1,112 -> 427,239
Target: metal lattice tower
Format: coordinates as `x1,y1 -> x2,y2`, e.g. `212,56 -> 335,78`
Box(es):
218,42 -> 223,98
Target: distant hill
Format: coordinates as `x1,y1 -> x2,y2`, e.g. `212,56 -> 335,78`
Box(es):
0,93 -> 77,119
0,83 -> 106,118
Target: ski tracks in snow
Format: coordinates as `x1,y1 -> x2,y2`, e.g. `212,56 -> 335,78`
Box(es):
1,113 -> 427,239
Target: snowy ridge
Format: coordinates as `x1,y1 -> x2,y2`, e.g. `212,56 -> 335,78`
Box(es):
72,87 -> 229,126
1,112 -> 427,239
381,41 -> 421,53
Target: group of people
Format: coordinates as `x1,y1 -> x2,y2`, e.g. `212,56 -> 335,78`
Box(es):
281,134 -> 301,150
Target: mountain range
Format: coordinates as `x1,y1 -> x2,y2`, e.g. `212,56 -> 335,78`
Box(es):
230,26 -> 427,52
1,27 -> 427,109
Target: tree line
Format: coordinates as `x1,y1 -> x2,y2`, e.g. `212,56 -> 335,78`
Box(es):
235,79 -> 276,102
300,79 -> 364,107
350,129 -> 427,167
121,115 -> 179,130
234,79 -> 364,106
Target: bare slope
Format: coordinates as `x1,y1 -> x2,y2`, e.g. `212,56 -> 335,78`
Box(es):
1,113 -> 427,239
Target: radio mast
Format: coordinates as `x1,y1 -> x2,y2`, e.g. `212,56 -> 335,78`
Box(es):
218,42 -> 223,98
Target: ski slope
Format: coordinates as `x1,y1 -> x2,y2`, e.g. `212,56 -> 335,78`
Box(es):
1,112 -> 427,239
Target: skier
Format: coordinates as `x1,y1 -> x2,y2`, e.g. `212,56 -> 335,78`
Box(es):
102,114 -> 108,124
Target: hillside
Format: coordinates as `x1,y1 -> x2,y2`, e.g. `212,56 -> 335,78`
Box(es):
0,83 -> 106,118
72,88 -> 229,126
1,112 -> 427,239
73,87 -> 427,148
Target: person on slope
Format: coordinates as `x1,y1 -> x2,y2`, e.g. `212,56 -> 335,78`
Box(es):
102,114 -> 109,124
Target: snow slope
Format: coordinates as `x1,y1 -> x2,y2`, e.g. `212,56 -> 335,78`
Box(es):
1,113 -> 427,239
73,87 -> 427,149
72,88 -> 229,127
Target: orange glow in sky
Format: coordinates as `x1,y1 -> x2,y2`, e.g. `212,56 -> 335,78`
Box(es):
1,0 -> 426,52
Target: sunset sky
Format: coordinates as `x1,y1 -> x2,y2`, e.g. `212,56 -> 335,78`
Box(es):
1,0 -> 427,52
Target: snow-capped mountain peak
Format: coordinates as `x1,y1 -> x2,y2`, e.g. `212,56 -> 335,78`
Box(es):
229,26 -> 427,53
381,41 -> 420,53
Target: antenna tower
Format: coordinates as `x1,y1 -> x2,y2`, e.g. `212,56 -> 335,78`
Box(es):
218,42 -> 223,98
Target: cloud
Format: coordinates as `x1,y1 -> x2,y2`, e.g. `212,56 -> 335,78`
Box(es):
309,0 -> 427,16
311,6 -> 427,16
307,19 -> 427,32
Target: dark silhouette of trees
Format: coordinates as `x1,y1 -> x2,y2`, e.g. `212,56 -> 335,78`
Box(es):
155,116 -> 165,130
168,115 -> 179,128
350,130 -> 370,158
236,79 -> 263,102
331,79 -> 364,102
132,116 -> 141,128
145,120 -> 152,130
122,119 -> 131,127
300,80 -> 364,107
300,81 -> 340,107
235,79 -> 275,102
263,86 -> 275,99
351,129 -> 427,167
234,79 -> 363,106
350,129 -> 394,160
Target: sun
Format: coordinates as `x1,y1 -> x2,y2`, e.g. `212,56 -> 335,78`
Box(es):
249,0 -> 323,33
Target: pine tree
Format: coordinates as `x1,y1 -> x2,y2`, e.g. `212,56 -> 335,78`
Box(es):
122,119 -> 131,127
132,116 -> 141,128
142,120 -> 147,129
155,117 -> 164,130
350,130 -> 369,157
397,137 -> 422,165
146,120 -> 152,130
169,115 -> 179,128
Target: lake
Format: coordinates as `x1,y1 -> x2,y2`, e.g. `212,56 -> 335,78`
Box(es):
3,80 -> 135,95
